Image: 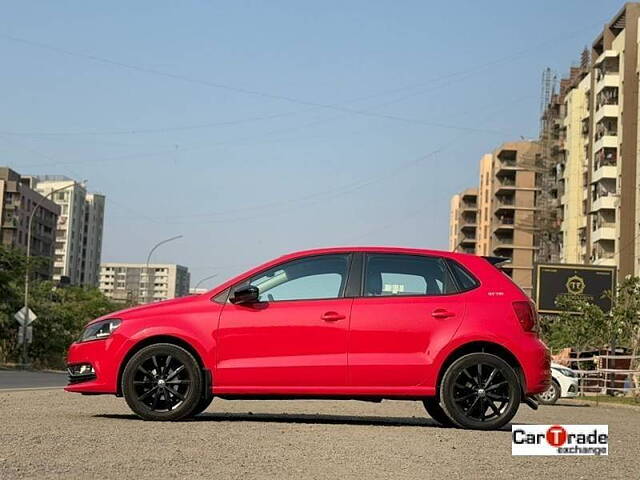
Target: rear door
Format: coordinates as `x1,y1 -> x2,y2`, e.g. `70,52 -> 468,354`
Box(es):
348,254 -> 467,388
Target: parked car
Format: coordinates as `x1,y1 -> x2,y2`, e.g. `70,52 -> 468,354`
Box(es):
535,363 -> 579,405
66,247 -> 550,430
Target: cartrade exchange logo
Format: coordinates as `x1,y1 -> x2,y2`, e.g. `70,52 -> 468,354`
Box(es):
512,425 -> 608,456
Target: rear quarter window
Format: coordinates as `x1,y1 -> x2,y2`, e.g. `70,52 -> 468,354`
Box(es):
446,259 -> 480,292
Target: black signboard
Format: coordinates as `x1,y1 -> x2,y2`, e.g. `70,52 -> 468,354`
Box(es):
535,264 -> 616,314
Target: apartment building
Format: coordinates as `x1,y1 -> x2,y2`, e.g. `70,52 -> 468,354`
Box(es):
536,3 -> 639,274
0,167 -> 60,278
556,66 -> 591,264
32,176 -> 105,287
476,154 -> 493,256
448,188 -> 478,254
590,4 -> 639,275
99,263 -> 190,304
81,193 -> 105,286
452,142 -> 540,295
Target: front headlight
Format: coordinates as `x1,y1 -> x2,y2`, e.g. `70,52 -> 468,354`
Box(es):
79,319 -> 122,342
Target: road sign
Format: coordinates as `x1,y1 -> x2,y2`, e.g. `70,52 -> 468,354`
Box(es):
17,325 -> 33,344
14,306 -> 37,326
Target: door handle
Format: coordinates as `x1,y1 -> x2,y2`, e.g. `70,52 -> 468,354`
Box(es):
431,309 -> 455,319
321,311 -> 346,322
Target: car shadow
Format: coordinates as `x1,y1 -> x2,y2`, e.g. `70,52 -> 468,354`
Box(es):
94,411 -> 526,431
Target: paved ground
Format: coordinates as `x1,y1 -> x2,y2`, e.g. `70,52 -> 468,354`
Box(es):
0,389 -> 637,479
0,369 -> 66,390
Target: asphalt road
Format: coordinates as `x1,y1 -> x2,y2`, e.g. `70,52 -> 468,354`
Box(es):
0,369 -> 66,390
0,389 -> 637,479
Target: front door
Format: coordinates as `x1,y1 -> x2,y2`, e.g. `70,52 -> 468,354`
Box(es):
348,253 -> 466,389
216,253 -> 353,392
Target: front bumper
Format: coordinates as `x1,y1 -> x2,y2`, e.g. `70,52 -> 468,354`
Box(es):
561,378 -> 579,398
64,338 -> 121,394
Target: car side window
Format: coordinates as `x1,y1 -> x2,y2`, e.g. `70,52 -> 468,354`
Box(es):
447,259 -> 479,291
247,254 -> 350,302
364,254 -> 457,296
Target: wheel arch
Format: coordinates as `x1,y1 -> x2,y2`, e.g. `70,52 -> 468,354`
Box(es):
435,341 -> 525,396
116,335 -> 209,397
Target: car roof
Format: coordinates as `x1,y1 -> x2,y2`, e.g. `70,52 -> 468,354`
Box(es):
276,246 -> 469,259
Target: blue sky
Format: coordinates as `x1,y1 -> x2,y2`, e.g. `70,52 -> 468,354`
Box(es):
0,1 -> 621,287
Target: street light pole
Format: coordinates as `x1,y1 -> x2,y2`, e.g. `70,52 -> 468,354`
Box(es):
193,273 -> 219,291
144,235 -> 183,303
22,181 -> 80,366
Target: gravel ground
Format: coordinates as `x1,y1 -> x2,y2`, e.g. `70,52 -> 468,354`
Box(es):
0,390 -> 637,479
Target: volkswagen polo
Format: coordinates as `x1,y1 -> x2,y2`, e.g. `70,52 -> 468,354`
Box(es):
66,247 -> 550,430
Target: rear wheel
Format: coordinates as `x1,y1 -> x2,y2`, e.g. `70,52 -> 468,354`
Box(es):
440,353 -> 521,430
122,343 -> 203,421
422,397 -> 454,426
536,380 -> 560,405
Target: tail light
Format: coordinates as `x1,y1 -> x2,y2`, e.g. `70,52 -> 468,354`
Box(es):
512,301 -> 538,332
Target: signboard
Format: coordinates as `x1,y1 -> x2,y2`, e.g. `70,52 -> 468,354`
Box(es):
14,306 -> 37,326
535,264 -> 616,314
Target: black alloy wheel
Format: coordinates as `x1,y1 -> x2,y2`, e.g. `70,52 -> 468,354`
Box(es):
122,343 -> 203,421
440,353 -> 521,430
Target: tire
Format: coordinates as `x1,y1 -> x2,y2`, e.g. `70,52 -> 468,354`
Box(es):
536,380 -> 560,405
422,397 -> 454,427
439,352 -> 521,430
190,393 -> 214,417
122,343 -> 203,421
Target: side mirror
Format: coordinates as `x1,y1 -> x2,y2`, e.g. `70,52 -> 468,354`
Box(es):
230,285 -> 260,304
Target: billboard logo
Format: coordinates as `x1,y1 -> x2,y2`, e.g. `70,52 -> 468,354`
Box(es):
565,275 -> 585,295
512,425 -> 608,456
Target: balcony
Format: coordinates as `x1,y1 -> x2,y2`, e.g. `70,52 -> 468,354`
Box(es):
494,216 -> 515,234
592,226 -> 616,243
460,202 -> 477,213
592,165 -> 617,183
596,70 -> 619,88
2,217 -> 19,228
590,195 -> 616,212
495,158 -> 518,175
494,196 -> 515,213
593,135 -> 617,153
459,236 -> 476,246
594,104 -> 619,124
495,177 -> 516,195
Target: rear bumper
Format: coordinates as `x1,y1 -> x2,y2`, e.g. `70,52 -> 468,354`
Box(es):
518,337 -> 551,395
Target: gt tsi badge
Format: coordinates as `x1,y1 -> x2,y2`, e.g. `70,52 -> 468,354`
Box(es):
512,425 -> 608,456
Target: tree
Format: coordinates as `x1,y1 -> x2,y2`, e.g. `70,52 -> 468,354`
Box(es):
540,294 -> 607,353
1,245 -> 126,368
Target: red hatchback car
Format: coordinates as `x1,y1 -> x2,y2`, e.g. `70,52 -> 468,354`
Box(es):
66,247 -> 550,430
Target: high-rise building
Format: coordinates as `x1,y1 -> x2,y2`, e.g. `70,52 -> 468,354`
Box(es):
99,263 -> 190,304
81,193 -> 105,286
450,142 -> 540,295
32,176 -> 105,287
476,154 -> 494,256
448,188 -> 478,254
0,167 -> 60,278
536,3 -> 639,274
559,67 -> 591,264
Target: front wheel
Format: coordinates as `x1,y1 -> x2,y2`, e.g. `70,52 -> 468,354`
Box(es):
122,343 -> 203,421
439,353 -> 521,430
536,380 -> 560,405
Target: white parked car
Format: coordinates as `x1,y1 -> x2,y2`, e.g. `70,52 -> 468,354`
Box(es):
536,362 -> 579,405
